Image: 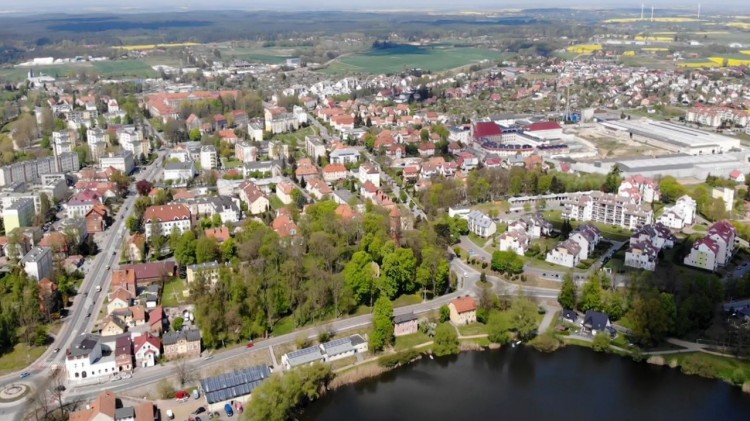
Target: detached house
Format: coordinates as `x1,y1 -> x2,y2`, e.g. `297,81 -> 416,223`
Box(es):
134,333 -> 161,368
684,220 -> 737,271
238,181 -> 270,215
466,210 -> 496,238
394,312 -> 419,337
162,328 -> 202,360
497,230 -> 530,256
448,296 -> 477,325
546,239 -> 582,268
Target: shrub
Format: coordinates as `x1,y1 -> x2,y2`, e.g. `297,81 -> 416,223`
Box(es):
439,305 -> 450,323
378,350 -> 421,368
158,379 -> 177,399
679,355 -> 719,379
528,333 -> 562,353
591,333 -> 611,352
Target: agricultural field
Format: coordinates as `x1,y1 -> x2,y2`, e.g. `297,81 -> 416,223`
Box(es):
0,59 -> 159,82
92,60 -> 159,78
112,42 -> 201,51
604,17 -> 700,23
320,44 -> 499,75
566,44 -> 602,54
218,47 -> 306,64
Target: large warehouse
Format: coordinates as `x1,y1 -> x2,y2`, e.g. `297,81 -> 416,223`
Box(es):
599,119 -> 741,155
569,152 -> 750,180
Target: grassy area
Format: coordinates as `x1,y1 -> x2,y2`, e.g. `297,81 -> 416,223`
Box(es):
322,44 -> 501,75
393,294 -> 423,308
269,195 -> 285,210
394,332 -> 431,351
224,160 -> 242,169
0,343 -> 46,375
272,316 -> 296,336
472,200 -> 510,215
457,322 -> 488,336
0,60 -> 158,83
468,233 -> 488,248
161,278 -> 188,307
664,352 -> 750,385
92,60 -> 158,78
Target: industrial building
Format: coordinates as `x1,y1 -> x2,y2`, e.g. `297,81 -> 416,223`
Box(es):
567,152 -> 750,180
599,119 -> 741,156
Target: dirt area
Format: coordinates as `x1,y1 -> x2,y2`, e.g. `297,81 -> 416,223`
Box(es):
511,274 -> 563,289
576,127 -> 670,158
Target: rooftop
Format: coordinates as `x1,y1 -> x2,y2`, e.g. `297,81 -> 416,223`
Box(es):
200,365 -> 272,404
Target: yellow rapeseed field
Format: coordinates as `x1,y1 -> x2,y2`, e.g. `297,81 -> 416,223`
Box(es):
708,57 -> 750,66
566,44 -> 602,54
113,42 -> 201,51
727,22 -> 750,29
677,62 -> 716,68
635,35 -> 673,41
642,47 -> 669,52
622,50 -> 636,56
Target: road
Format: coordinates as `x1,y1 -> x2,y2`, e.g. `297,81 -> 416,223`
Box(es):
0,151 -> 166,421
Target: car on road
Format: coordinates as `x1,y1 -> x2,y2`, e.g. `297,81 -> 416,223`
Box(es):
106,265 -> 111,270
20,372 -> 30,378
53,347 -> 60,353
193,407 -> 207,416
246,342 -> 254,349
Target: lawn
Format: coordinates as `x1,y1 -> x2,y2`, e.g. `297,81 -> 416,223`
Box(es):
322,44 -> 501,75
269,195 -> 285,210
394,332 -> 431,351
0,343 -> 46,375
457,322 -> 488,336
468,233 -> 488,248
224,160 -> 242,169
161,278 -> 189,307
92,60 -> 159,78
271,316 -> 296,336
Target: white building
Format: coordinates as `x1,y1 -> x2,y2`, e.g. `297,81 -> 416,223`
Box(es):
305,136 -> 326,161
711,187 -> 735,212
625,241 -> 659,271
466,210 -> 496,238
143,204 -> 192,239
22,246 -> 53,281
683,220 -> 737,271
497,231 -> 529,256
507,214 -> 552,239
564,191 -> 653,230
683,236 -> 720,271
357,163 -> 380,188
52,130 -> 75,155
618,175 -> 660,204
239,181 -> 270,215
65,334 -> 117,382
545,239 -> 582,268
657,195 -> 696,230
200,145 -> 218,170
163,162 -> 196,187
118,127 -> 150,158
329,147 -> 361,165
235,142 -> 258,163
100,151 -> 135,174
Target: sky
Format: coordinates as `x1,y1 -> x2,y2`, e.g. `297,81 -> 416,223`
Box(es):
1,0 -> 746,14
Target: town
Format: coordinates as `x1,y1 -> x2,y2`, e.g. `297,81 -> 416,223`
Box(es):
1,5 -> 750,421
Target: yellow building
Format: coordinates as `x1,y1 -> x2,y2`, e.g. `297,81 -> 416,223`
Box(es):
3,198 -> 35,234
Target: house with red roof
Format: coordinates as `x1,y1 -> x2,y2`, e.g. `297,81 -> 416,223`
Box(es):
85,203 -> 109,233
322,164 -> 348,183
134,332 -> 161,368
418,142 -> 436,157
471,122 -> 502,143
448,296 -> 477,325
272,210 -> 299,238
143,205 -> 191,240
524,121 -> 563,139
306,177 -> 333,200
239,181 -> 270,215
205,226 -> 231,243
730,169 -> 746,184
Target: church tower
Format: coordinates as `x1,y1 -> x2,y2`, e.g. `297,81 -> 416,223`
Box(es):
389,206 -> 401,245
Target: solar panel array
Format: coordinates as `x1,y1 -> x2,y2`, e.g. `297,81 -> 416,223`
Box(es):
200,365 -> 272,404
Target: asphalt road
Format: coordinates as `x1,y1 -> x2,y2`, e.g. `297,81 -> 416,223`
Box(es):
0,151 -> 166,421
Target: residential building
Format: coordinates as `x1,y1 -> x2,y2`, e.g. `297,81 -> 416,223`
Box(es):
272,210 -> 299,238
187,261 -> 222,287
358,163 -> 380,187
87,127 -> 109,162
65,334 -> 117,381
583,310 -> 612,335
68,390 -> 159,421
497,230 -> 530,256
564,191 -> 653,230
52,130 -> 75,154
276,180 -> 295,205
143,205 -> 191,240
162,329 -> 202,360
235,142 -> 258,163
465,210 -> 496,238
238,181 -> 269,215
330,147 -> 360,165
711,187 -> 735,212
394,312 -> 419,337
22,246 -> 53,280
618,175 -> 660,204
133,333 -> 161,368
281,334 -> 368,371
449,296 -> 477,325
658,195 -> 696,229
305,136 -> 326,161
0,154 -> 78,186
281,346 -> 325,371
264,107 -> 299,133
730,169 -> 746,184
625,240 -> 659,271
306,177 -> 333,200
118,127 -> 150,158
507,214 -> 552,239
684,236 -> 722,272
545,239 -> 582,268
3,197 -> 35,233
200,145 -> 218,170
66,190 -> 101,219
163,162 -> 195,187
85,203 -> 108,233
100,151 -> 135,174
322,164 -> 347,183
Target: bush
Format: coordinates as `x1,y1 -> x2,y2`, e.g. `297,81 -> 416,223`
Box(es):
679,355 -> 720,379
433,323 -> 459,357
378,350 -> 421,368
158,379 -> 177,399
591,333 -> 611,353
439,305 -> 450,323
528,333 -> 563,353
318,328 -> 333,343
296,334 -> 311,349
172,317 -> 184,332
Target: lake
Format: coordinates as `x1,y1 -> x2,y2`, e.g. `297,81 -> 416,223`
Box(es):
303,347 -> 750,421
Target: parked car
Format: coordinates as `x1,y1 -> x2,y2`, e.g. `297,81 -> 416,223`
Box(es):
20,372 -> 30,378
246,342 -> 254,349
224,403 -> 234,417
192,407 -> 206,416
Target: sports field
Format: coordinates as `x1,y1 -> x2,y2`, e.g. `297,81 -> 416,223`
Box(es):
321,44 -> 499,75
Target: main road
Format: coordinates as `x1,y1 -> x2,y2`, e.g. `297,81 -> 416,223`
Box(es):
0,150 -> 166,421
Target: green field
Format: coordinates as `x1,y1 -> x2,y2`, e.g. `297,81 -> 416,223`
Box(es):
322,44 -> 500,75
0,59 -> 158,82
220,47 -> 298,64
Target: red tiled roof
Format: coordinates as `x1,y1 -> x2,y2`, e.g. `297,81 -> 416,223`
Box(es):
323,164 -> 347,174
143,205 -> 190,223
205,227 -> 230,242
473,122 -> 502,138
526,121 -> 562,131
451,296 -> 477,313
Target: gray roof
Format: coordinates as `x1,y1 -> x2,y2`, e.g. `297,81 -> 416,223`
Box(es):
200,365 -> 272,404
115,407 -> 135,419
285,346 -> 325,367
165,162 -> 194,171
321,337 -> 354,357
21,247 -> 50,264
394,312 -> 418,324
466,210 -> 494,229
188,261 -> 221,271
68,334 -> 100,358
244,160 -> 280,171
162,328 -> 201,346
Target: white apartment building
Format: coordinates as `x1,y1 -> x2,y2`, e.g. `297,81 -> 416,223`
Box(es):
100,151 -> 135,174
618,175 -> 660,204
497,231 -> 529,256
163,162 -> 196,187
52,130 -> 75,155
143,205 -> 192,239
357,163 -> 380,188
235,142 -> 258,163
545,239 -> 582,268
200,145 -> 218,170
118,127 -> 150,157
466,210 -> 496,238
22,246 -> 53,281
657,195 -> 696,230
564,191 -> 653,230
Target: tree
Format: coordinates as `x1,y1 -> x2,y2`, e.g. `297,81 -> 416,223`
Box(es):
136,179 -> 154,196
433,323 -> 459,356
659,176 -> 686,203
487,311 -> 512,344
343,251 -> 376,306
558,272 -> 577,310
174,357 -> 196,386
629,287 -> 676,346
174,231 -> 197,267
110,170 -> 130,196
381,247 -> 417,298
221,238 -> 236,262
247,363 -> 333,421
172,317 -> 184,331
126,216 -> 140,234
491,250 -> 524,275
36,193 -> 51,226
189,128 -> 202,141
13,113 -> 36,150
369,296 -> 394,352
579,275 -> 603,312
592,332 -> 611,352
439,305 -> 450,322
510,297 -> 538,340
